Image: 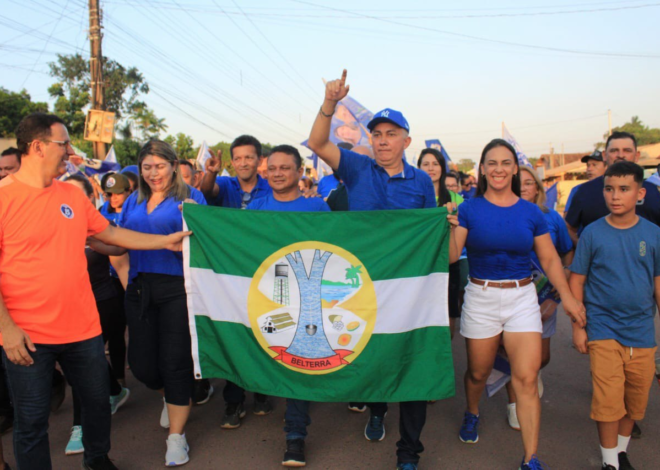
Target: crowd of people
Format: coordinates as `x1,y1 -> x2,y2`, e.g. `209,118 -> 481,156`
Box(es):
0,69 -> 658,470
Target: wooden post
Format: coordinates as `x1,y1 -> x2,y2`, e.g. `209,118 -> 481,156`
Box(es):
89,0 -> 106,160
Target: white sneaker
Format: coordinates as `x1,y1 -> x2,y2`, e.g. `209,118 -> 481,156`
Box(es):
160,398 -> 170,429
538,371 -> 544,398
507,403 -> 520,431
165,433 -> 189,466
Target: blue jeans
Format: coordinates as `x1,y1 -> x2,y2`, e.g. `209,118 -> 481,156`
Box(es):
2,335 -> 111,470
284,399 -> 311,440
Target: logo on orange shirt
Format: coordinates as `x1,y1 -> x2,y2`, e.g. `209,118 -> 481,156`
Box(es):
60,204 -> 74,219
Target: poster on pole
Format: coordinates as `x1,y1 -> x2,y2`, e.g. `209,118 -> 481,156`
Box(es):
84,110 -> 116,144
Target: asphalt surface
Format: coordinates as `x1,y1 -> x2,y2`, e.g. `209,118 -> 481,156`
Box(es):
3,310 -> 659,469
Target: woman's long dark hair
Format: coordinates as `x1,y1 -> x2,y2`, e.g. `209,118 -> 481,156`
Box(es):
476,139 -> 521,197
418,148 -> 451,206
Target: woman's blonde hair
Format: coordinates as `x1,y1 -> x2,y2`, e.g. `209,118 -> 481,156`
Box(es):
519,166 -> 548,213
136,139 -> 190,204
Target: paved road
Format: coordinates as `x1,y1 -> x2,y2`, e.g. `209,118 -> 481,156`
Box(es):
3,311 -> 659,469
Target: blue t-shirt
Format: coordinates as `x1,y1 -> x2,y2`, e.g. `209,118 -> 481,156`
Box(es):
337,148 -> 436,211
530,209 -> 573,267
459,197 -> 549,280
564,184 -> 581,214
119,187 -> 207,283
570,217 -> 660,348
461,186 -> 477,200
207,175 -> 272,209
99,201 -> 121,225
317,174 -> 339,198
565,176 -> 660,230
247,194 -> 330,212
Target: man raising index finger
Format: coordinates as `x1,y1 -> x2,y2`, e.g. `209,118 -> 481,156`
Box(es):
307,70 -> 437,469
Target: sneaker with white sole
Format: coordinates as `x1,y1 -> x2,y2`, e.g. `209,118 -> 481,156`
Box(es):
161,398 -> 170,429
537,371 -> 544,399
110,388 -> 130,415
507,403 -> 521,431
65,425 -> 84,455
165,433 -> 189,467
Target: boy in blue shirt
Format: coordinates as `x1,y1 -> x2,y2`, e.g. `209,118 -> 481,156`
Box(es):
569,161 -> 660,470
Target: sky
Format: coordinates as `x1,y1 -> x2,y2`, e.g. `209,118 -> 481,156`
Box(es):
2,0 -> 660,164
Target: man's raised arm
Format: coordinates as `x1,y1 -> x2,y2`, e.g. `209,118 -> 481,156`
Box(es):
307,69 -> 350,171
200,150 -> 222,200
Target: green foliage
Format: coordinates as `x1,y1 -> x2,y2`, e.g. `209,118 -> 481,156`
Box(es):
164,133 -> 196,160
0,87 -> 49,137
113,139 -> 141,167
598,116 -> 660,149
47,54 -> 159,139
456,158 -> 476,172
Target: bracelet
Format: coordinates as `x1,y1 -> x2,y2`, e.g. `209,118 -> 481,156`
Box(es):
319,105 -> 334,118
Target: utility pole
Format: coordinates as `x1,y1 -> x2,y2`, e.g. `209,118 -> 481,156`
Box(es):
608,109 -> 612,136
89,0 -> 106,160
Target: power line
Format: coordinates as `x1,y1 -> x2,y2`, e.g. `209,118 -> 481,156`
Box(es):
291,0 -> 660,59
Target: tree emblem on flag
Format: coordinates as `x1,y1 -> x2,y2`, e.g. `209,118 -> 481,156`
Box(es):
248,242 -> 376,374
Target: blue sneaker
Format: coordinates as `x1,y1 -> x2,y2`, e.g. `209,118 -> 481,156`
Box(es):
520,454 -> 548,469
396,463 -> 418,470
65,425 -> 84,455
364,413 -> 386,441
459,411 -> 479,444
110,387 -> 130,415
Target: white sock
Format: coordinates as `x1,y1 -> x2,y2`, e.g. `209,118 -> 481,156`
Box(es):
617,434 -> 631,454
601,446 -> 619,469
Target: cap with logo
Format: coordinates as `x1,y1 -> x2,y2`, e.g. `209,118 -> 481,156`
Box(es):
103,173 -> 130,194
580,150 -> 603,164
367,108 -> 410,133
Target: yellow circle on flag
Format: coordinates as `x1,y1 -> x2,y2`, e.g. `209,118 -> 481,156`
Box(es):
248,241 -> 376,375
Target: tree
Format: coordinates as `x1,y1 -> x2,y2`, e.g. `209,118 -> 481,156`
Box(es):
345,265 -> 362,288
164,133 -> 196,160
285,250 -> 335,359
0,88 -> 49,137
457,158 -> 475,172
597,116 -> 660,149
48,53 -> 155,137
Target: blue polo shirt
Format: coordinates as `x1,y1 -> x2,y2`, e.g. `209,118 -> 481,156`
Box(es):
207,175 -> 271,208
247,194 -> 330,212
119,186 -> 207,283
337,148 -> 436,211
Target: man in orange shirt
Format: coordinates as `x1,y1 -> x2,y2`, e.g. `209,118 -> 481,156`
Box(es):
0,113 -> 191,470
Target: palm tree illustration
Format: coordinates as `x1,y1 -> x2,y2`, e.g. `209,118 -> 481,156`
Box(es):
285,250 -> 336,358
345,265 -> 363,288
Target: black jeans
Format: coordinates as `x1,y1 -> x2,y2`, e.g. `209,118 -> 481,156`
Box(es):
2,335 -> 111,469
368,401 -> 427,464
98,282 -> 127,380
125,273 -> 194,406
223,380 -> 267,405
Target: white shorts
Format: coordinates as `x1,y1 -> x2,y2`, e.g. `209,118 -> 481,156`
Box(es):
460,280 -> 543,339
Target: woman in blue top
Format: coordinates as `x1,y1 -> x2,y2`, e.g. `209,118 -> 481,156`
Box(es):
503,166 -> 574,430
417,148 -> 464,338
119,140 -> 206,467
447,139 -> 584,470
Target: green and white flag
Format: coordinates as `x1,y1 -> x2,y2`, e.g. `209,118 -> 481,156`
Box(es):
183,205 -> 454,403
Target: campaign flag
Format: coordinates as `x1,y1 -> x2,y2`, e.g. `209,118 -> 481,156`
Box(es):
196,141 -> 213,169
303,95 -> 375,179
183,206 -> 455,402
82,157 -> 121,177
502,125 -> 533,168
58,161 -> 83,181
424,139 -> 452,163
105,145 -> 118,164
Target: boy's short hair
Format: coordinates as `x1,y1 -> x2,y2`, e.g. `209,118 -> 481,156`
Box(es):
604,161 -> 644,185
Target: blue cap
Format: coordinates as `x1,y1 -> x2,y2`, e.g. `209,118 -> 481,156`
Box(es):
121,165 -> 138,175
367,108 -> 410,133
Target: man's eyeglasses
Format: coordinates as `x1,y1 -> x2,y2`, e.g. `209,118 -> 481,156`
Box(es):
29,139 -> 72,148
241,192 -> 253,209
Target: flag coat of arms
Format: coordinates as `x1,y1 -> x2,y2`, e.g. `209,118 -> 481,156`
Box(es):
183,205 -> 455,403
